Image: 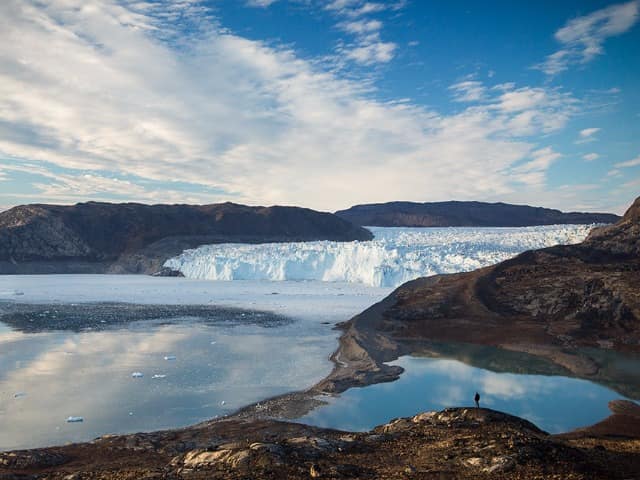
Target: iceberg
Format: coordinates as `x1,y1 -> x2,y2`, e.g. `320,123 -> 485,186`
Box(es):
164,225 -> 594,288
131,372 -> 144,378
66,416 -> 84,423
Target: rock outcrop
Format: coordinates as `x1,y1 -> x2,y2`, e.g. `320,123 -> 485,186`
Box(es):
322,196 -> 640,397
336,200 -> 620,227
2,407 -> 638,479
0,201 -> 373,274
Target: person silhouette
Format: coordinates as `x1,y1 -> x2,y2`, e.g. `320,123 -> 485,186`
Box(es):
474,392 -> 480,408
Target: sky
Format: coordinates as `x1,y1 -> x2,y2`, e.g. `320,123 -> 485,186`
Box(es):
0,0 -> 639,214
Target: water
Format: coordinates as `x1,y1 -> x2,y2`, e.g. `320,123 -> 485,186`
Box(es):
0,319 -> 328,450
300,356 -> 637,434
165,225 -> 593,287
0,276 -> 389,451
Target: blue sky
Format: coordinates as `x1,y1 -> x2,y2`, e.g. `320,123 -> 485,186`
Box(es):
0,0 -> 638,213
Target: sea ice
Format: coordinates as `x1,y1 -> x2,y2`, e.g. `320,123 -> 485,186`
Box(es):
131,372 -> 144,378
66,416 -> 84,423
164,225 -> 594,288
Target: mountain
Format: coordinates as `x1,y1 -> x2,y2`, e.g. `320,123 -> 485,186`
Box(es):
335,200 -> 621,227
0,201 -> 373,274
322,196 -> 640,397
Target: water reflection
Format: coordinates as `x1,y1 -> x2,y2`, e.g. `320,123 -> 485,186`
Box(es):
0,318 -> 334,451
300,356 -> 634,434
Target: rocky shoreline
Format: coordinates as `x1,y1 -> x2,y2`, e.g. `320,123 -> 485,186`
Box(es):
1,404 -> 638,479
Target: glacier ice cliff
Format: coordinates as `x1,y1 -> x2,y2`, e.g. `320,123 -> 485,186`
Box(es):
164,225 -> 594,288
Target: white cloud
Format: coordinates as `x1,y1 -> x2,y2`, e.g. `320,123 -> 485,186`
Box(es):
247,0 -> 279,6
449,81 -> 486,102
580,127 -> 601,137
343,40 -> 396,64
0,0 -> 581,211
614,155 -> 640,168
340,19 -> 383,34
575,127 -> 600,144
493,87 -> 578,136
512,147 -> 562,186
583,153 -> 599,161
536,1 -> 640,75
326,0 -> 400,65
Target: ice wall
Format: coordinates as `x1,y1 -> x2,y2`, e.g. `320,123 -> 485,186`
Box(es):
164,225 -> 594,288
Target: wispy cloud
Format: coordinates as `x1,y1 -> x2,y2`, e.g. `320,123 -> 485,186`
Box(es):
246,0 -> 279,7
512,147 -> 562,187
580,127 -> 601,137
583,153 -> 599,161
327,1 -> 403,65
575,127 -> 601,144
536,1 -> 639,75
449,81 -> 486,103
614,155 -> 640,168
0,0 -> 583,211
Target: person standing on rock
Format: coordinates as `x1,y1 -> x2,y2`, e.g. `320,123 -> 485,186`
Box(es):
474,392 -> 480,408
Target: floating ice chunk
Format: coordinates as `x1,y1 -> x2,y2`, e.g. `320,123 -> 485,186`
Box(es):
131,372 -> 144,378
14,392 -> 26,399
66,416 -> 83,423
128,412 -> 134,416
152,374 -> 167,379
164,355 -> 176,361
14,291 -> 24,296
210,341 -> 217,345
220,400 -> 226,406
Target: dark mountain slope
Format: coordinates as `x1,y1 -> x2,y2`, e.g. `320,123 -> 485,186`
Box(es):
321,196 -> 640,397
0,201 -> 373,274
336,200 -> 620,227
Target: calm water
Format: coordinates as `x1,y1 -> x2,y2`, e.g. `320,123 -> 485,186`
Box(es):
300,356 -> 637,434
0,276 -> 389,451
0,316 -> 335,450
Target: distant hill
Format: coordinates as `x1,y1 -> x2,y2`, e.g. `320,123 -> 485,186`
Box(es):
0,202 -> 373,274
335,201 -> 620,227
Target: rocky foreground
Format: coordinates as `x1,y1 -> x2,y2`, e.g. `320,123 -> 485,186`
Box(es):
1,404 -> 639,480
0,202 -> 372,274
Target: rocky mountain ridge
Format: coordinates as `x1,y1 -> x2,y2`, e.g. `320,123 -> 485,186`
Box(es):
336,200 -> 621,227
0,201 -> 373,274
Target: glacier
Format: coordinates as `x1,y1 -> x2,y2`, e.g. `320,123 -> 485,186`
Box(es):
164,225 -> 595,288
